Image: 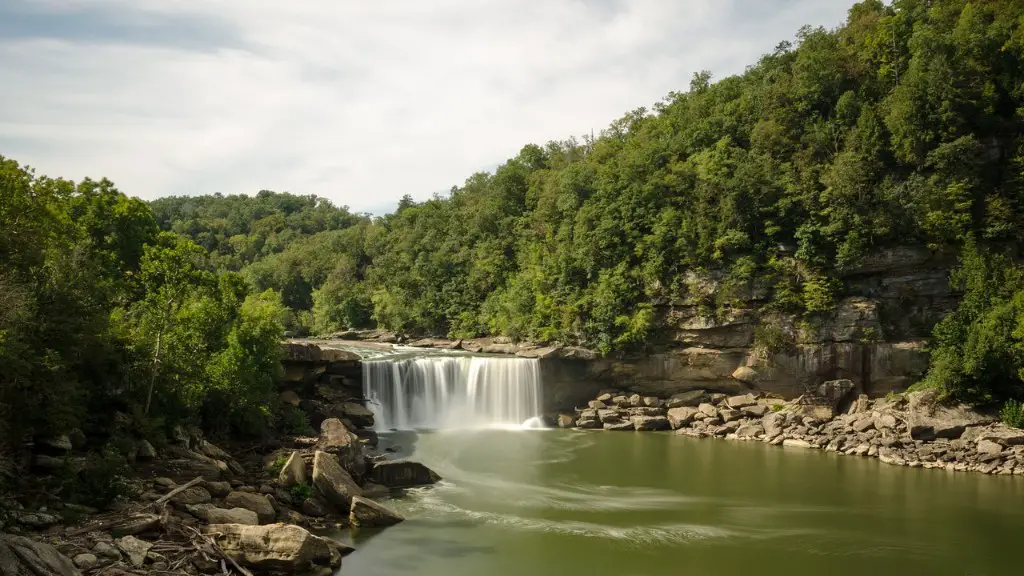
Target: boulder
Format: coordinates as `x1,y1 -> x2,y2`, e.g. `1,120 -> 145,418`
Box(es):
963,425 -> 1024,447
631,416 -> 670,431
340,402 -> 375,429
642,397 -> 663,408
280,390 -> 302,407
588,400 -> 606,410
977,440 -> 1004,456
762,412 -> 786,438
817,379 -> 856,410
225,492 -> 277,525
604,422 -> 634,431
136,440 -> 157,460
301,498 -> 330,517
667,407 -> 700,429
626,407 -> 666,417
348,496 -> 405,527
170,486 -> 212,507
666,390 -> 708,408
874,413 -> 898,430
201,523 -> 340,573
92,542 -> 120,561
736,424 -> 764,438
851,417 -> 875,433
908,388 -> 995,440
312,451 -> 363,512
0,535 -> 80,576
576,418 -> 601,429
698,403 -> 718,418
208,508 -> 260,526
719,408 -> 741,423
278,451 -> 308,488
115,536 -> 152,567
14,512 -> 60,529
611,395 -> 630,407
71,553 -> 97,570
367,460 -> 441,488
743,405 -> 770,418
782,439 -> 812,449
731,366 -> 759,385
596,393 -> 614,403
598,409 -> 623,423
317,419 -> 365,476
726,394 -> 757,408
556,414 -> 575,428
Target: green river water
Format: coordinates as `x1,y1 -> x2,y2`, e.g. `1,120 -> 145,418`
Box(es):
335,429 -> 1023,576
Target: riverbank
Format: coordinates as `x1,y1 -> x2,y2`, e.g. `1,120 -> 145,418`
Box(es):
0,343 -> 440,576
564,381 -> 1024,476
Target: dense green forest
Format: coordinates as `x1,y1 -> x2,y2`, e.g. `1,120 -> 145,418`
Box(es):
4,0 -> 1024,468
155,0 -> 1024,406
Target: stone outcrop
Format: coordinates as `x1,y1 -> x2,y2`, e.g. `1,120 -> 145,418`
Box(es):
367,460 -> 442,488
224,492 -> 276,525
348,497 -> 405,527
566,384 -> 1024,476
201,523 -> 342,574
318,247 -> 953,409
278,451 -> 308,488
312,451 -> 363,513
0,535 -> 80,576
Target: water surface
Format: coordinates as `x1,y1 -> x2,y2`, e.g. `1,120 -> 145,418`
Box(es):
337,430 -> 1023,576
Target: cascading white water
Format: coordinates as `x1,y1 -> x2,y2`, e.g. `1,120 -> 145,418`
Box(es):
363,355 -> 543,430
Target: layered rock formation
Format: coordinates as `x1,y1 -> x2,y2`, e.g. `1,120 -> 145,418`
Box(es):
318,247 -> 954,408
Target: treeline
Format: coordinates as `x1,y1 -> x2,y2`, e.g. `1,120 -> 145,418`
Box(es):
0,159 -> 295,461
162,0 -> 1024,398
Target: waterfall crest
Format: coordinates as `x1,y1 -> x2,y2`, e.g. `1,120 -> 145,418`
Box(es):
363,355 -> 542,430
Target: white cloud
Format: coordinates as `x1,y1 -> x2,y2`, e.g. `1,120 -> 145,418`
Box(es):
0,0 -> 856,213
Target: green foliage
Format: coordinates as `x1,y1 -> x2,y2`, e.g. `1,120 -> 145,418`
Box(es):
57,450 -> 136,509
289,482 -> 313,503
278,405 -> 315,437
267,454 -> 289,476
1002,400 -> 1024,429
753,323 -> 795,359
146,0 -> 1024,355
920,239 -> 1024,404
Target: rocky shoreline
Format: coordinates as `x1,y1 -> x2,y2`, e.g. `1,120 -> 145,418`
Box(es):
0,343 -> 441,576
562,381 -> 1024,476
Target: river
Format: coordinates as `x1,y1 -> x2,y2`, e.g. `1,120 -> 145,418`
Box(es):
335,429 -> 1023,576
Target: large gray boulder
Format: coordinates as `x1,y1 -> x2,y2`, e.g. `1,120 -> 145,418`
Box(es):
317,418 -> 365,476
340,402 -> 375,429
0,535 -> 80,576
907,388 -> 995,440
278,451 -> 308,488
312,451 -> 363,512
667,407 -> 700,429
201,523 -> 342,573
224,492 -> 276,524
349,496 -> 405,527
367,460 -> 441,488
631,415 -> 670,431
666,390 -> 708,408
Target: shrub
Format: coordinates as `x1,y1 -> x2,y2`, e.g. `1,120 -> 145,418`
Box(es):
58,449 -> 137,508
279,405 -> 315,436
1002,400 -> 1024,429
290,482 -> 313,503
267,454 -> 289,476
753,323 -> 794,359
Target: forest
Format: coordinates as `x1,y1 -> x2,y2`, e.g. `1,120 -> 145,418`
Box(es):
4,0 -> 1024,466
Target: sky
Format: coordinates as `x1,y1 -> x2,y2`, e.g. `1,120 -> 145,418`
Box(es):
0,0 -> 857,215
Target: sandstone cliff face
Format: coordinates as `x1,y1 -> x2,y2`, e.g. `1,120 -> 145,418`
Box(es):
315,247 -> 955,409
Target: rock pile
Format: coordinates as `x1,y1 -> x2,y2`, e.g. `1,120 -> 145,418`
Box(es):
563,382 -> 1024,476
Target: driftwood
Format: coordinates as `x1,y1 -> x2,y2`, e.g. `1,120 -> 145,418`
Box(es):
183,525 -> 253,576
66,476 -> 204,537
149,477 -> 205,509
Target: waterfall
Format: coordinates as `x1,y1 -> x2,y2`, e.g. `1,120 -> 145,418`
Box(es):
362,354 -> 543,430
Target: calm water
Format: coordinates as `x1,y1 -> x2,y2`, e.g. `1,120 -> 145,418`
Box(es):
336,430 -> 1023,576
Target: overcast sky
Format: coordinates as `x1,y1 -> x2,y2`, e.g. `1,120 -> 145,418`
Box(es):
0,0 -> 856,214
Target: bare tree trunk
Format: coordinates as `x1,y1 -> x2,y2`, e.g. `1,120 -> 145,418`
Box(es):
144,326 -> 163,416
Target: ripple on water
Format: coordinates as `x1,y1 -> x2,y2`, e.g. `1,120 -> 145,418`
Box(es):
407,497 -> 734,546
